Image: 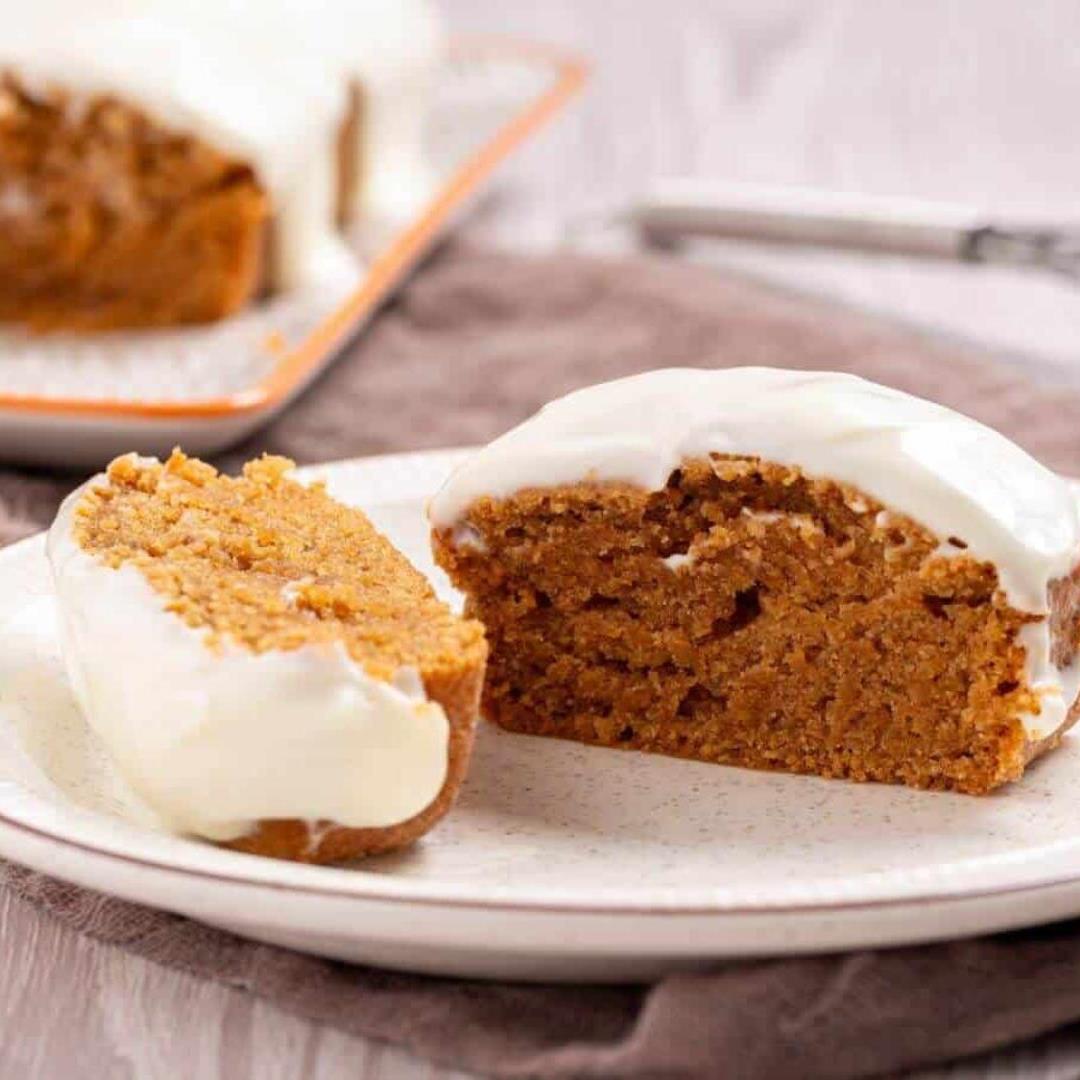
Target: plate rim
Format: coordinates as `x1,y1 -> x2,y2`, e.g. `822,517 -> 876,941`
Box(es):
4,447 -> 1080,920
0,37 -> 587,421
6,800 -> 1080,919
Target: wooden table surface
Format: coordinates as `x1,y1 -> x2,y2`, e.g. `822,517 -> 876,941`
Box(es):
8,2 -> 1080,1076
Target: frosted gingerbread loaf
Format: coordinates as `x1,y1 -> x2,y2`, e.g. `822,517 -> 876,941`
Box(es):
430,368 -> 1080,795
1,0 -> 441,331
48,451 -> 487,863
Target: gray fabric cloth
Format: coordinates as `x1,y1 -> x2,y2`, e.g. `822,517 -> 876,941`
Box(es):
4,245 -> 1080,1079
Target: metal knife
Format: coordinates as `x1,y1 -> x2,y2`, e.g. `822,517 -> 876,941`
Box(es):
623,181 -> 1080,279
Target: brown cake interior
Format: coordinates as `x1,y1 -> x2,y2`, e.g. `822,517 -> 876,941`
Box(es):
0,74 -> 269,331
433,455 -> 1080,795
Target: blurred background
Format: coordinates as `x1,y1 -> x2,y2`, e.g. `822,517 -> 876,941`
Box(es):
8,5 -> 1080,1078
446,0 -> 1080,385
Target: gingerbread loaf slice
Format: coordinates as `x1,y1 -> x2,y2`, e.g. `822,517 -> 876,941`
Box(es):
430,368 -> 1080,795
48,450 -> 486,862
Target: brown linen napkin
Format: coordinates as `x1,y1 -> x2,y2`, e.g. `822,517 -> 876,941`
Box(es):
5,244 -> 1080,1079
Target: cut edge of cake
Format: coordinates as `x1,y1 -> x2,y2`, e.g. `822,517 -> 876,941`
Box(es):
0,75 -> 271,331
428,368 -> 1080,795
1,0 -> 442,330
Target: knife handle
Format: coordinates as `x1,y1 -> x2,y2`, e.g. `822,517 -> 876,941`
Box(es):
628,181 -> 987,260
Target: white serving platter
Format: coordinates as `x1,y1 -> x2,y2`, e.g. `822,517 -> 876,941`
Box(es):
0,42 -> 585,469
2,448 -> 1080,983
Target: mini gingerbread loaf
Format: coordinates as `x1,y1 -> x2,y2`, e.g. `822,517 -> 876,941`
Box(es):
48,450 -> 486,863
0,75 -> 269,331
2,0 -> 441,330
430,368 -> 1080,795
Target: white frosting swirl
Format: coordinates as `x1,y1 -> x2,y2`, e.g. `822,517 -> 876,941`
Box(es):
48,478 -> 449,843
429,367 -> 1080,738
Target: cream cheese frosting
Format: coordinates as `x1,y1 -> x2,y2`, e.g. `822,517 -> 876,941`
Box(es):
48,477 -> 449,842
428,367 -> 1080,738
5,0 -> 442,292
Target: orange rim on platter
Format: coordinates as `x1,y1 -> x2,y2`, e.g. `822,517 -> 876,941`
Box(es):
0,38 -> 587,421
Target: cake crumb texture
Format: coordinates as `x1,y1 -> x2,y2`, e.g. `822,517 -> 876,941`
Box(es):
434,456 -> 1080,795
76,450 -> 485,681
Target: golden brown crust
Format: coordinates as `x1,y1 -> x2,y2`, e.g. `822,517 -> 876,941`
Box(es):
433,455 -> 1080,795
0,74 -> 268,330
76,450 -> 487,863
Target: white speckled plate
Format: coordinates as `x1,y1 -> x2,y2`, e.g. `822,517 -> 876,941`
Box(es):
2,449 -> 1080,982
